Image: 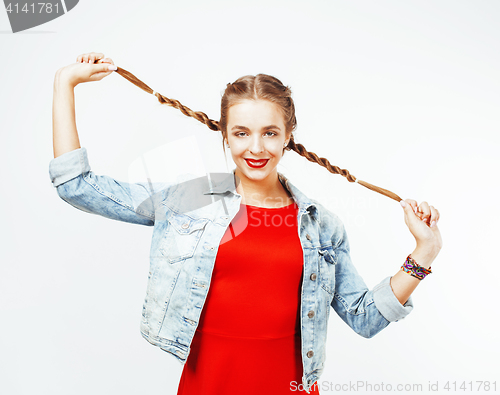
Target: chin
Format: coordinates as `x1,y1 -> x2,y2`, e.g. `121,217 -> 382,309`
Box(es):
244,172 -> 269,181
236,163 -> 276,182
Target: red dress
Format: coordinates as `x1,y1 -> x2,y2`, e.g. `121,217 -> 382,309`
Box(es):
177,202 -> 320,394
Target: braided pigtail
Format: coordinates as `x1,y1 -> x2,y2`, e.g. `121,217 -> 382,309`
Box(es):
116,67 -> 220,131
286,136 -> 402,201
114,66 -> 402,203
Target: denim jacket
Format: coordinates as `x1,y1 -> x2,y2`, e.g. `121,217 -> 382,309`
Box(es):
49,147 -> 413,393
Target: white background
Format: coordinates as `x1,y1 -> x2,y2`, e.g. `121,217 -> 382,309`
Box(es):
1,1 -> 499,394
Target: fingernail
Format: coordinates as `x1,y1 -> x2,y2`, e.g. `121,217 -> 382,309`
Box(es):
108,65 -> 117,70
400,201 -> 406,208
431,221 -> 436,227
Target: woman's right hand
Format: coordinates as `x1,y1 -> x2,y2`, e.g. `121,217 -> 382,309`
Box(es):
56,52 -> 117,88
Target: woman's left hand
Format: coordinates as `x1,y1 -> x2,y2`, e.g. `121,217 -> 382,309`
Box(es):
400,199 -> 443,253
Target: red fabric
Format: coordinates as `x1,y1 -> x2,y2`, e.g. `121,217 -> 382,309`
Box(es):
177,202 -> 320,394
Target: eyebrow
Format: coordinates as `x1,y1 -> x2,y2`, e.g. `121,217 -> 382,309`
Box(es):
231,125 -> 281,131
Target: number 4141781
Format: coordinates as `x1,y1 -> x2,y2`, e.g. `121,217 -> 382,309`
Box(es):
5,3 -> 61,14
444,381 -> 496,391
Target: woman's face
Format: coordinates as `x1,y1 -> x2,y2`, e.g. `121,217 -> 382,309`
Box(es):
225,99 -> 289,185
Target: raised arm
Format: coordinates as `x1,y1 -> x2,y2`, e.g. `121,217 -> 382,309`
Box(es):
53,52 -> 116,158
49,53 -> 164,226
329,197 -> 442,336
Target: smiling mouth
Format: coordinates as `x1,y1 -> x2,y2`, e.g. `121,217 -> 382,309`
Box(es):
244,158 -> 270,168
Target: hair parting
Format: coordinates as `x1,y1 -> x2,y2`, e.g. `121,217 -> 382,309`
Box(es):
115,66 -> 402,203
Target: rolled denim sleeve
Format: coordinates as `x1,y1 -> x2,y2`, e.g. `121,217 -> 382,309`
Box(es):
331,222 -> 413,338
49,147 -> 161,226
372,276 -> 413,322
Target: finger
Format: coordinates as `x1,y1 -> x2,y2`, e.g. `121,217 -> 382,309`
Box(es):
405,199 -> 418,214
97,58 -> 114,65
87,53 -> 96,63
417,201 -> 431,223
91,64 -> 117,77
400,199 -> 419,224
89,53 -> 104,64
429,206 -> 440,227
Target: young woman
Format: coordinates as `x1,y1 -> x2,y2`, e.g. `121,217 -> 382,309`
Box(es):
50,52 -> 442,394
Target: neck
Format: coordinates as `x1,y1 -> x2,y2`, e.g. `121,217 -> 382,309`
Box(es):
234,168 -> 292,208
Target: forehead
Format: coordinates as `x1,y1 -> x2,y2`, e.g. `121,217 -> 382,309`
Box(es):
227,99 -> 285,127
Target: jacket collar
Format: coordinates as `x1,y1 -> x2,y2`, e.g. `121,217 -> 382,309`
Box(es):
278,172 -> 319,223
202,169 -> 319,222
201,171 -> 237,195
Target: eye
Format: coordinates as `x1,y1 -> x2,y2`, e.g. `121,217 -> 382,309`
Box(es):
264,131 -> 277,137
234,132 -> 247,137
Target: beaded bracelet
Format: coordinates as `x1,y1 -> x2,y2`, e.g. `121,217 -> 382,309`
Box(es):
401,254 -> 432,280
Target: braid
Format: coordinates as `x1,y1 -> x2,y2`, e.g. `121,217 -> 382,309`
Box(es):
116,66 -> 220,131
286,137 -> 357,182
155,93 -> 220,131
286,136 -> 402,202
114,66 -> 402,203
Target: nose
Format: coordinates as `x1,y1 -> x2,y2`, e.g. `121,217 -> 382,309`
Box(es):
248,135 -> 264,155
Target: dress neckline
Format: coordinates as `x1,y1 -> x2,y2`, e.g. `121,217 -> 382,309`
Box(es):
241,202 -> 296,210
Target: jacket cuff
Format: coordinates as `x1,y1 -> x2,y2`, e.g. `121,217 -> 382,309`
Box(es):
372,276 -> 414,322
49,147 -> 91,188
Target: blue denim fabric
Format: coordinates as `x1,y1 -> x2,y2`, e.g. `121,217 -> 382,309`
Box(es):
49,147 -> 413,393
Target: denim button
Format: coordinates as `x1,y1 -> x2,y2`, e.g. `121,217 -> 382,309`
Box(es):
181,223 -> 189,229
310,273 -> 317,281
308,310 -> 315,318
307,350 -> 314,358
306,234 -> 312,241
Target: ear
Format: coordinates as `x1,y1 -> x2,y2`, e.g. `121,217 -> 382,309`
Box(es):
285,133 -> 291,146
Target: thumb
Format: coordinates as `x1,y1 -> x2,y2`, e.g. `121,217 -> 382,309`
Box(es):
400,200 -> 419,225
92,63 -> 117,74
103,64 -> 117,72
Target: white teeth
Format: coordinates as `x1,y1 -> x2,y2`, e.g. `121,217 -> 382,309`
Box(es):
247,159 -> 268,166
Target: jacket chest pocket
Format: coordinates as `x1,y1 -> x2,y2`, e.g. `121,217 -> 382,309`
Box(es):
318,246 -> 336,295
159,208 -> 209,263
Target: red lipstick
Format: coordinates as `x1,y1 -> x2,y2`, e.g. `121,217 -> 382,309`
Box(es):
245,159 -> 269,168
